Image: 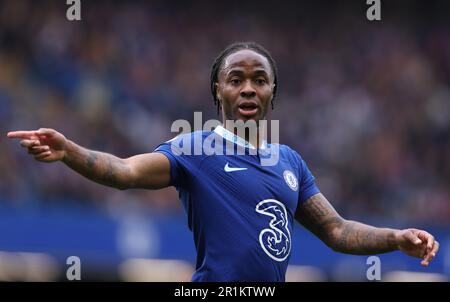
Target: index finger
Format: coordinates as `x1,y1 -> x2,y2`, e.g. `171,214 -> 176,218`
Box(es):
7,131 -> 38,139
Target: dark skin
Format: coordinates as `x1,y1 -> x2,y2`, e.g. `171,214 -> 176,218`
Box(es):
215,50 -> 274,148
216,49 -> 274,123
7,49 -> 439,267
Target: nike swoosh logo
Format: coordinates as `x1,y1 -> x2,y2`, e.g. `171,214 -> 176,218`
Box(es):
224,163 -> 248,172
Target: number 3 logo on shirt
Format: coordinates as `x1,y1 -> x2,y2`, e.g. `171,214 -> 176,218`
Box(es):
255,199 -> 291,262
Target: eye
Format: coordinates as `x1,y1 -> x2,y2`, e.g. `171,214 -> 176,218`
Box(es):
230,78 -> 241,85
255,78 -> 267,85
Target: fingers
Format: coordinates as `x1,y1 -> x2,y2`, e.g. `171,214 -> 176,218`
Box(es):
34,150 -> 52,161
7,130 -> 39,139
36,128 -> 56,137
28,145 -> 50,155
7,128 -> 55,139
416,230 -> 438,267
421,240 -> 440,267
404,230 -> 422,245
18,139 -> 51,156
432,240 -> 440,256
20,139 -> 42,148
403,229 -> 440,267
417,231 -> 434,252
24,143 -> 53,161
421,253 -> 431,266
8,129 -> 57,161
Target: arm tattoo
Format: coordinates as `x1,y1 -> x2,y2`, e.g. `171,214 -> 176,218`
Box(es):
333,221 -> 397,255
296,194 -> 344,243
307,197 -> 331,217
296,193 -> 398,255
86,152 -> 98,169
361,229 -> 376,249
104,156 -> 117,185
336,223 -> 354,250
63,142 -> 130,190
82,150 -> 123,188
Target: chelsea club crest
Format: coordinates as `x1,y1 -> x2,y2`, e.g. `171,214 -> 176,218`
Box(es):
283,170 -> 298,192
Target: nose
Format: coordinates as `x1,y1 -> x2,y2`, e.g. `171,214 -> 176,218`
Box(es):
240,80 -> 256,98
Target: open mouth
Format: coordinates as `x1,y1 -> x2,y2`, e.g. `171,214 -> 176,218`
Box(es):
238,103 -> 259,117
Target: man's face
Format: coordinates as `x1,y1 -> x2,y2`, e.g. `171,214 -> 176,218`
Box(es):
216,49 -> 275,123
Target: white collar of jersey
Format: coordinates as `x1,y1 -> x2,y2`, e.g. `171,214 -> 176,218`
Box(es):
214,125 -> 268,150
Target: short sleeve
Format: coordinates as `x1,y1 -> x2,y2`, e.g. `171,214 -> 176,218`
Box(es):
154,141 -> 183,188
298,158 -> 320,204
153,131 -> 206,189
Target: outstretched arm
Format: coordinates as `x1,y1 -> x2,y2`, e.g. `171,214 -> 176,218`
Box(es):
295,193 -> 439,266
7,128 -> 171,190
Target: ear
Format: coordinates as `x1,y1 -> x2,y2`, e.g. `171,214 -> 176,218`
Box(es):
270,88 -> 275,110
215,82 -> 221,102
270,85 -> 275,101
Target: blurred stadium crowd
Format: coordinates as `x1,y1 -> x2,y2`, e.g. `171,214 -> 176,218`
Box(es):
0,0 -> 449,225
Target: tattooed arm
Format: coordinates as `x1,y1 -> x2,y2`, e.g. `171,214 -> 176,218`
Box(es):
7,128 -> 171,190
295,193 -> 440,266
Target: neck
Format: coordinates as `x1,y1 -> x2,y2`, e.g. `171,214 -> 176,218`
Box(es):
223,119 -> 267,149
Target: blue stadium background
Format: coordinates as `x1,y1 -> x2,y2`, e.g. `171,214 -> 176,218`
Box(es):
0,0 -> 449,281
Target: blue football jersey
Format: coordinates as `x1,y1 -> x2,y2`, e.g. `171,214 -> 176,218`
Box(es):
154,125 -> 320,282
